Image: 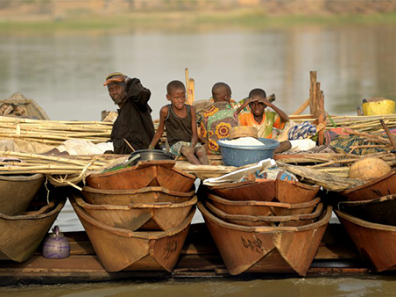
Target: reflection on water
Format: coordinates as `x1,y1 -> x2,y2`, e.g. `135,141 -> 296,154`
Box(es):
0,23 -> 395,121
1,23 -> 396,293
1,278 -> 396,297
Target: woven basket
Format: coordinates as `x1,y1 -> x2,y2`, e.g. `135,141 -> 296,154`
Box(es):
229,126 -> 258,139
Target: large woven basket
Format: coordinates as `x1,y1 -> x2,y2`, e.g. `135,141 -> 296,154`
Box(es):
229,126 -> 258,139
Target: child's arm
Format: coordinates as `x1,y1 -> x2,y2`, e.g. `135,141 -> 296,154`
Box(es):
149,106 -> 168,149
260,98 -> 289,122
236,98 -> 254,114
190,106 -> 199,147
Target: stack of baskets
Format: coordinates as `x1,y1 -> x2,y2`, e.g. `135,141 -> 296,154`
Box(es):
70,155 -> 197,273
0,175 -> 65,262
197,176 -> 332,276
333,170 -> 396,272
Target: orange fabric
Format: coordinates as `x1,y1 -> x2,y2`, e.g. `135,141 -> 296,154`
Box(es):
239,111 -> 285,139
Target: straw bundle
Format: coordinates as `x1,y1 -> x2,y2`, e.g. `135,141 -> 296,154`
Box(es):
326,115 -> 396,132
0,116 -> 112,145
277,162 -> 365,192
0,151 -> 116,188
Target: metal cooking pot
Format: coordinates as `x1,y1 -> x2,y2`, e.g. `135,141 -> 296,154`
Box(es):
128,149 -> 175,166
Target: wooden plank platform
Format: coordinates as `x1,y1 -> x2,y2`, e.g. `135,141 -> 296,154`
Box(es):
0,223 -> 391,286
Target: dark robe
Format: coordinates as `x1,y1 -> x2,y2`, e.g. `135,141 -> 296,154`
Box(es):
110,78 -> 155,154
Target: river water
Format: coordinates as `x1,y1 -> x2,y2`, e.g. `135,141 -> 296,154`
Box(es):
0,20 -> 396,295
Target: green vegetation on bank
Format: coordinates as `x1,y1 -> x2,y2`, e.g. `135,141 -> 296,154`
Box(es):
1,10 -> 396,34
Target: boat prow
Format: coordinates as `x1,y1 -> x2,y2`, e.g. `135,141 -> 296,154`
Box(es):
86,160 -> 196,192
335,209 -> 396,272
70,194 -> 195,273
198,202 -> 332,276
0,193 -> 66,262
0,173 -> 45,215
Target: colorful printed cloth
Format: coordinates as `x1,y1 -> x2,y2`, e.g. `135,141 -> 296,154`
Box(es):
288,121 -> 317,140
239,110 -> 286,139
169,141 -> 203,157
257,166 -> 298,181
330,135 -> 385,155
209,98 -> 241,110
200,102 -> 239,154
237,98 -> 251,113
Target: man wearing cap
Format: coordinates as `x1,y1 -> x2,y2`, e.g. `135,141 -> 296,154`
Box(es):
104,72 -> 155,154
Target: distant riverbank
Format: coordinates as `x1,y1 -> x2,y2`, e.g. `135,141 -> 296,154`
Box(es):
1,9 -> 396,34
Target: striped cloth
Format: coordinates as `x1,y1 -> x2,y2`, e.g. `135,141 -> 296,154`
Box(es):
288,121 -> 316,140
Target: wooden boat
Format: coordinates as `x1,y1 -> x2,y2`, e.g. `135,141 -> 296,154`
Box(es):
82,186 -> 195,205
335,209 -> 396,272
86,160 -> 196,192
70,196 -> 195,273
0,193 -> 66,262
0,173 -> 45,215
204,192 -> 321,217
206,179 -> 319,203
198,202 -> 331,276
0,92 -> 50,120
74,192 -> 197,231
204,201 -> 323,227
338,170 -> 396,201
337,194 -> 396,226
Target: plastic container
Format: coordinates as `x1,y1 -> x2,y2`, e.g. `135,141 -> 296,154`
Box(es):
218,138 -> 280,167
363,100 -> 395,116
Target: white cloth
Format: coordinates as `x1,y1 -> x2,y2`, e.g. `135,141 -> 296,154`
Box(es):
289,139 -> 316,151
203,159 -> 276,186
57,139 -> 113,155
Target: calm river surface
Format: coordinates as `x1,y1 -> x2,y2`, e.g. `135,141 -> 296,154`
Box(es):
1,20 -> 396,295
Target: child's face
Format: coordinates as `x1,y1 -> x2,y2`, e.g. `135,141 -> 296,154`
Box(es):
167,87 -> 186,110
249,96 -> 265,117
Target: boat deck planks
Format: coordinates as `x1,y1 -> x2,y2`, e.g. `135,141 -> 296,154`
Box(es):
0,223 -> 389,286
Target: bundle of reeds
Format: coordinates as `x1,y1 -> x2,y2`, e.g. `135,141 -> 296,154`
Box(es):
276,152 -> 396,178
0,151 -> 116,189
175,161 -> 237,180
0,116 -> 112,145
326,115 -> 396,132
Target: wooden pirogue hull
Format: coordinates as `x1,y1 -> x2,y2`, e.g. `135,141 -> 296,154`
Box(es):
0,173 -> 45,215
198,202 -> 331,276
205,192 -> 321,217
335,209 -> 396,272
70,196 -> 195,273
204,201 -> 323,227
338,194 -> 396,226
206,179 -> 319,203
74,192 -> 197,231
338,170 -> 396,201
0,194 -> 66,262
82,186 -> 195,205
86,160 -> 196,192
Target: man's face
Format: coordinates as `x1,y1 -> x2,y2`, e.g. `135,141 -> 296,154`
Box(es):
108,82 -> 126,105
249,97 -> 265,117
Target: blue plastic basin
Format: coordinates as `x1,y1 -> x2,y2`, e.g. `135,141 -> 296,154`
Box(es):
218,138 -> 280,167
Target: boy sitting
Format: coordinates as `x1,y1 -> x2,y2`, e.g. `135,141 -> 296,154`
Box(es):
149,80 -> 208,165
238,88 -> 289,139
238,88 -> 291,152
200,83 -> 239,154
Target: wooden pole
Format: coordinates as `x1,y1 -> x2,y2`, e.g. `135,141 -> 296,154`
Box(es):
185,68 -> 190,90
188,78 -> 195,105
380,119 -> 396,151
309,71 -> 317,115
318,91 -> 326,145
